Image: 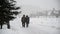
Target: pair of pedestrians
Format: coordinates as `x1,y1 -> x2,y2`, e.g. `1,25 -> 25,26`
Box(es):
21,15 -> 30,28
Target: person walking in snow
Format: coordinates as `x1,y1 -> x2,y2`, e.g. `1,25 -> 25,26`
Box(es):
25,15 -> 30,27
21,15 -> 26,27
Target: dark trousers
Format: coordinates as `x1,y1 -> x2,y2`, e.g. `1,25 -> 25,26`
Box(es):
22,22 -> 25,27
22,22 -> 29,27
26,22 -> 29,27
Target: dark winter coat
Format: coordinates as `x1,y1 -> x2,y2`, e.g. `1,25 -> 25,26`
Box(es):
25,16 -> 29,24
21,17 -> 26,23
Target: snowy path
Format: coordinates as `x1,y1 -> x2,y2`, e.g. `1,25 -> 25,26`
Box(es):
0,17 -> 60,34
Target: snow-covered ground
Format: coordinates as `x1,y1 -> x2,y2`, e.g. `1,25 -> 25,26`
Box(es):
0,17 -> 60,34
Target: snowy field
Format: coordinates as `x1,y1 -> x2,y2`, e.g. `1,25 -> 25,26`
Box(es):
0,17 -> 60,34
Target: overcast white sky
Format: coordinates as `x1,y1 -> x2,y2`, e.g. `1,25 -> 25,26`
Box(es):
15,0 -> 60,10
